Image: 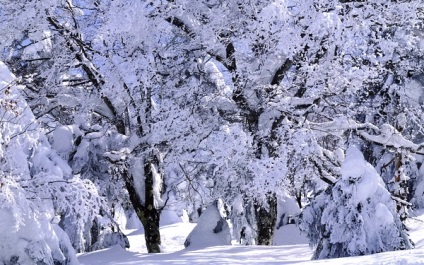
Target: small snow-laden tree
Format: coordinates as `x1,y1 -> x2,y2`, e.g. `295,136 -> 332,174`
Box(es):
0,61 -> 82,264
49,122 -> 131,252
300,147 -> 412,260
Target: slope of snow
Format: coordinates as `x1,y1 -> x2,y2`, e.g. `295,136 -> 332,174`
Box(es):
78,209 -> 424,265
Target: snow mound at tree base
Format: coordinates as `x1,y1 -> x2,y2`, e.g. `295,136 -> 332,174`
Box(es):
184,203 -> 231,250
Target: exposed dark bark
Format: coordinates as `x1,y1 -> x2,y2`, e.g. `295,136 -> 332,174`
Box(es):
271,59 -> 293,86
393,153 -> 409,222
254,194 -> 277,245
121,156 -> 162,253
225,42 -> 237,73
294,85 -> 308,98
295,192 -> 302,209
310,158 -> 336,185
142,155 -> 162,253
165,16 -> 196,38
249,114 -> 279,245
102,96 -> 126,135
90,218 -> 99,248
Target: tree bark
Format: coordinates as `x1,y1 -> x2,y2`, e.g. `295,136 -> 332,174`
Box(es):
121,155 -> 162,253
254,194 -> 277,245
393,153 -> 409,222
295,192 -> 302,209
141,155 -> 162,253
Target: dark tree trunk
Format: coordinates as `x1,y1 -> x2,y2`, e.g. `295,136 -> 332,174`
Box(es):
141,155 -> 162,253
90,217 -> 99,249
295,192 -> 302,209
244,105 -> 278,246
137,206 -> 161,253
254,194 -> 277,245
121,154 -> 162,253
393,153 -> 410,222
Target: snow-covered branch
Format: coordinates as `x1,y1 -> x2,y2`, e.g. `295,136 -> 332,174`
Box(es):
310,117 -> 424,153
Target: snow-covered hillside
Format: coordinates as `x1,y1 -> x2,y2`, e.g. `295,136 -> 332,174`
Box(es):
78,210 -> 424,265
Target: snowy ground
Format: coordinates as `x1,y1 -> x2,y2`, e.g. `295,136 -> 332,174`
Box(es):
78,210 -> 424,265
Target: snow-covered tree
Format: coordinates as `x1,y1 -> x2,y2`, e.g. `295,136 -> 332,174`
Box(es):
300,147 -> 412,259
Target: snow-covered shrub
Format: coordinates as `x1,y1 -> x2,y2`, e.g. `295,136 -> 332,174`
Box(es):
300,147 -> 412,259
0,60 -> 118,261
0,177 -> 78,265
0,61 -> 80,263
51,125 -> 130,252
184,201 -> 231,249
58,197 -> 129,253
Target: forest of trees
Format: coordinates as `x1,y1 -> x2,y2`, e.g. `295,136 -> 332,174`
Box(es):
1,0 -> 424,263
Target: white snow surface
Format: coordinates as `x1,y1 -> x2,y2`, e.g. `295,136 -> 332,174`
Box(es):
78,208 -> 424,265
184,203 -> 232,250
